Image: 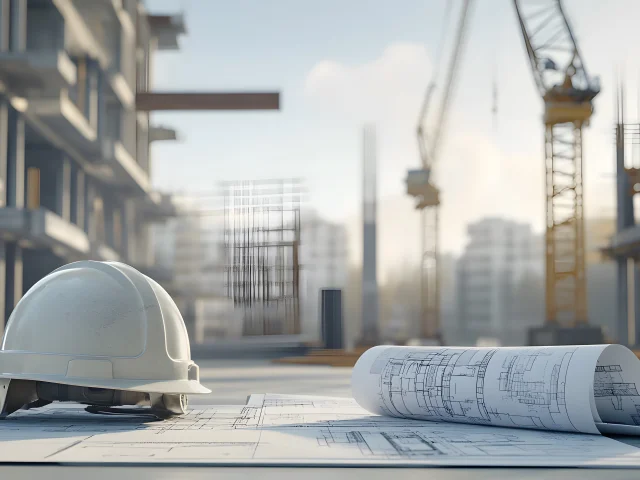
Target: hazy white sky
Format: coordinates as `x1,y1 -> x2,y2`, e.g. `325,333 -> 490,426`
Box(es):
146,0 -> 640,275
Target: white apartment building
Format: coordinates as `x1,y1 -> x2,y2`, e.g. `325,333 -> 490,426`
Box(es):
455,217 -> 543,345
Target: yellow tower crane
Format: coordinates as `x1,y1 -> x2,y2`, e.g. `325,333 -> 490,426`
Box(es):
406,0 -> 474,343
513,0 -> 603,343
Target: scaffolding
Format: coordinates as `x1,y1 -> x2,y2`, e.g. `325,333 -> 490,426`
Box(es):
222,179 -> 303,335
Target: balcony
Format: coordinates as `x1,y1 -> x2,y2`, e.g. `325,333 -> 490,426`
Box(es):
0,50 -> 77,93
26,89 -> 98,153
99,137 -> 150,194
66,0 -> 135,108
0,207 -> 90,258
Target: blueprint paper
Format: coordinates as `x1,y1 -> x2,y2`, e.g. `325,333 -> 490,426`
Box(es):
0,394 -> 639,467
351,344 -> 640,435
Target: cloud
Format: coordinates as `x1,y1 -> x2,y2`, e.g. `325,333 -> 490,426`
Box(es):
304,42 -> 548,265
305,42 -> 432,126
303,39 -> 617,276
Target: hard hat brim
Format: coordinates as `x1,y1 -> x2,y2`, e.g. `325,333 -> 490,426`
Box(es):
0,373 -> 212,395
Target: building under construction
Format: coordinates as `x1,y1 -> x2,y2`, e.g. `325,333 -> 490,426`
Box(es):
222,179 -> 302,336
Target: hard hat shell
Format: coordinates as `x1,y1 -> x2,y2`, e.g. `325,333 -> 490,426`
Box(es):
0,261 -> 210,395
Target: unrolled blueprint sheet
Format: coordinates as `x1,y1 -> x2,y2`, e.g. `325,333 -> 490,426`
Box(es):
0,393 -> 639,467
352,344 -> 640,435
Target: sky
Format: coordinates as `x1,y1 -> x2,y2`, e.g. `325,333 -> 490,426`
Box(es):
145,0 -> 640,276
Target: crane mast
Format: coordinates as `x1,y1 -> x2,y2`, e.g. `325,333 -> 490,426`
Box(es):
407,0 -> 473,341
513,0 -> 600,326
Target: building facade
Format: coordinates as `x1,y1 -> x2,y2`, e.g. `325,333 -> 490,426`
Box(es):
300,211 -> 348,341
0,0 -> 182,332
455,217 -> 543,345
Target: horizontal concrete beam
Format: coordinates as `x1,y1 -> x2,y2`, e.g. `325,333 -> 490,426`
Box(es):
136,92 -> 280,111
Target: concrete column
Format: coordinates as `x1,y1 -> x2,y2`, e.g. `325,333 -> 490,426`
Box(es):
104,194 -> 114,248
87,59 -> 99,130
84,180 -> 95,240
634,262 -> 640,347
0,98 -> 8,206
121,199 -> 136,261
6,104 -> 24,208
9,0 -> 26,52
56,156 -> 71,221
617,257 -> 629,346
95,61 -> 106,139
4,242 -> 21,323
0,241 -> 5,334
0,0 -> 10,52
75,168 -> 85,230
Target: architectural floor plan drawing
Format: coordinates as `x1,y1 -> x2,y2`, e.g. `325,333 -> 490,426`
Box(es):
351,344 -> 640,436
0,393 -> 639,467
353,345 -> 584,432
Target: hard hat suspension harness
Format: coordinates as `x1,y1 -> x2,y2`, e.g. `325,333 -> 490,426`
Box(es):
0,379 -> 187,420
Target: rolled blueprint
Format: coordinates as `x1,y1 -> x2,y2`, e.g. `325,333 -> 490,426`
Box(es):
351,344 -> 640,435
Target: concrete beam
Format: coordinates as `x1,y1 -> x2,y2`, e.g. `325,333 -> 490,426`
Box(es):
136,92 -> 280,111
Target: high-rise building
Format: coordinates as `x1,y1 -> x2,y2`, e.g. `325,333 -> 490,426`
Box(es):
455,217 -> 543,345
0,1 -> 183,332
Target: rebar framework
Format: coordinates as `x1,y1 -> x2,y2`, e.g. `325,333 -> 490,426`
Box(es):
222,179 -> 302,335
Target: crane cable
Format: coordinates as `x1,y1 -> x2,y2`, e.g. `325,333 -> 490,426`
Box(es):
433,1 -> 454,79
416,1 -> 454,170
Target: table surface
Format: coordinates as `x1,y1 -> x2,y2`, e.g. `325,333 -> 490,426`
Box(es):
2,358 -> 639,477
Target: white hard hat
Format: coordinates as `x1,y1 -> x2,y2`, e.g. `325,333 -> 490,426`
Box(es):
0,261 -> 210,418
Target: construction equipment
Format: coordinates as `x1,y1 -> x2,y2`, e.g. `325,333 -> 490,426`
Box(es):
513,0 -> 603,343
406,0 -> 473,341
0,261 -> 210,419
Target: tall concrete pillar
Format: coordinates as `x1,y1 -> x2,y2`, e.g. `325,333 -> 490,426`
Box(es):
75,168 -> 85,230
6,105 -> 24,208
95,60 -> 106,139
618,258 -> 629,346
104,194 -> 114,248
0,242 -> 5,334
615,119 -> 633,345
9,0 -> 26,52
84,179 -> 95,240
121,199 -> 136,261
634,262 -> 640,347
0,97 -> 8,206
0,1 -> 9,53
4,242 -> 22,323
359,125 -> 379,346
56,155 -> 71,221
